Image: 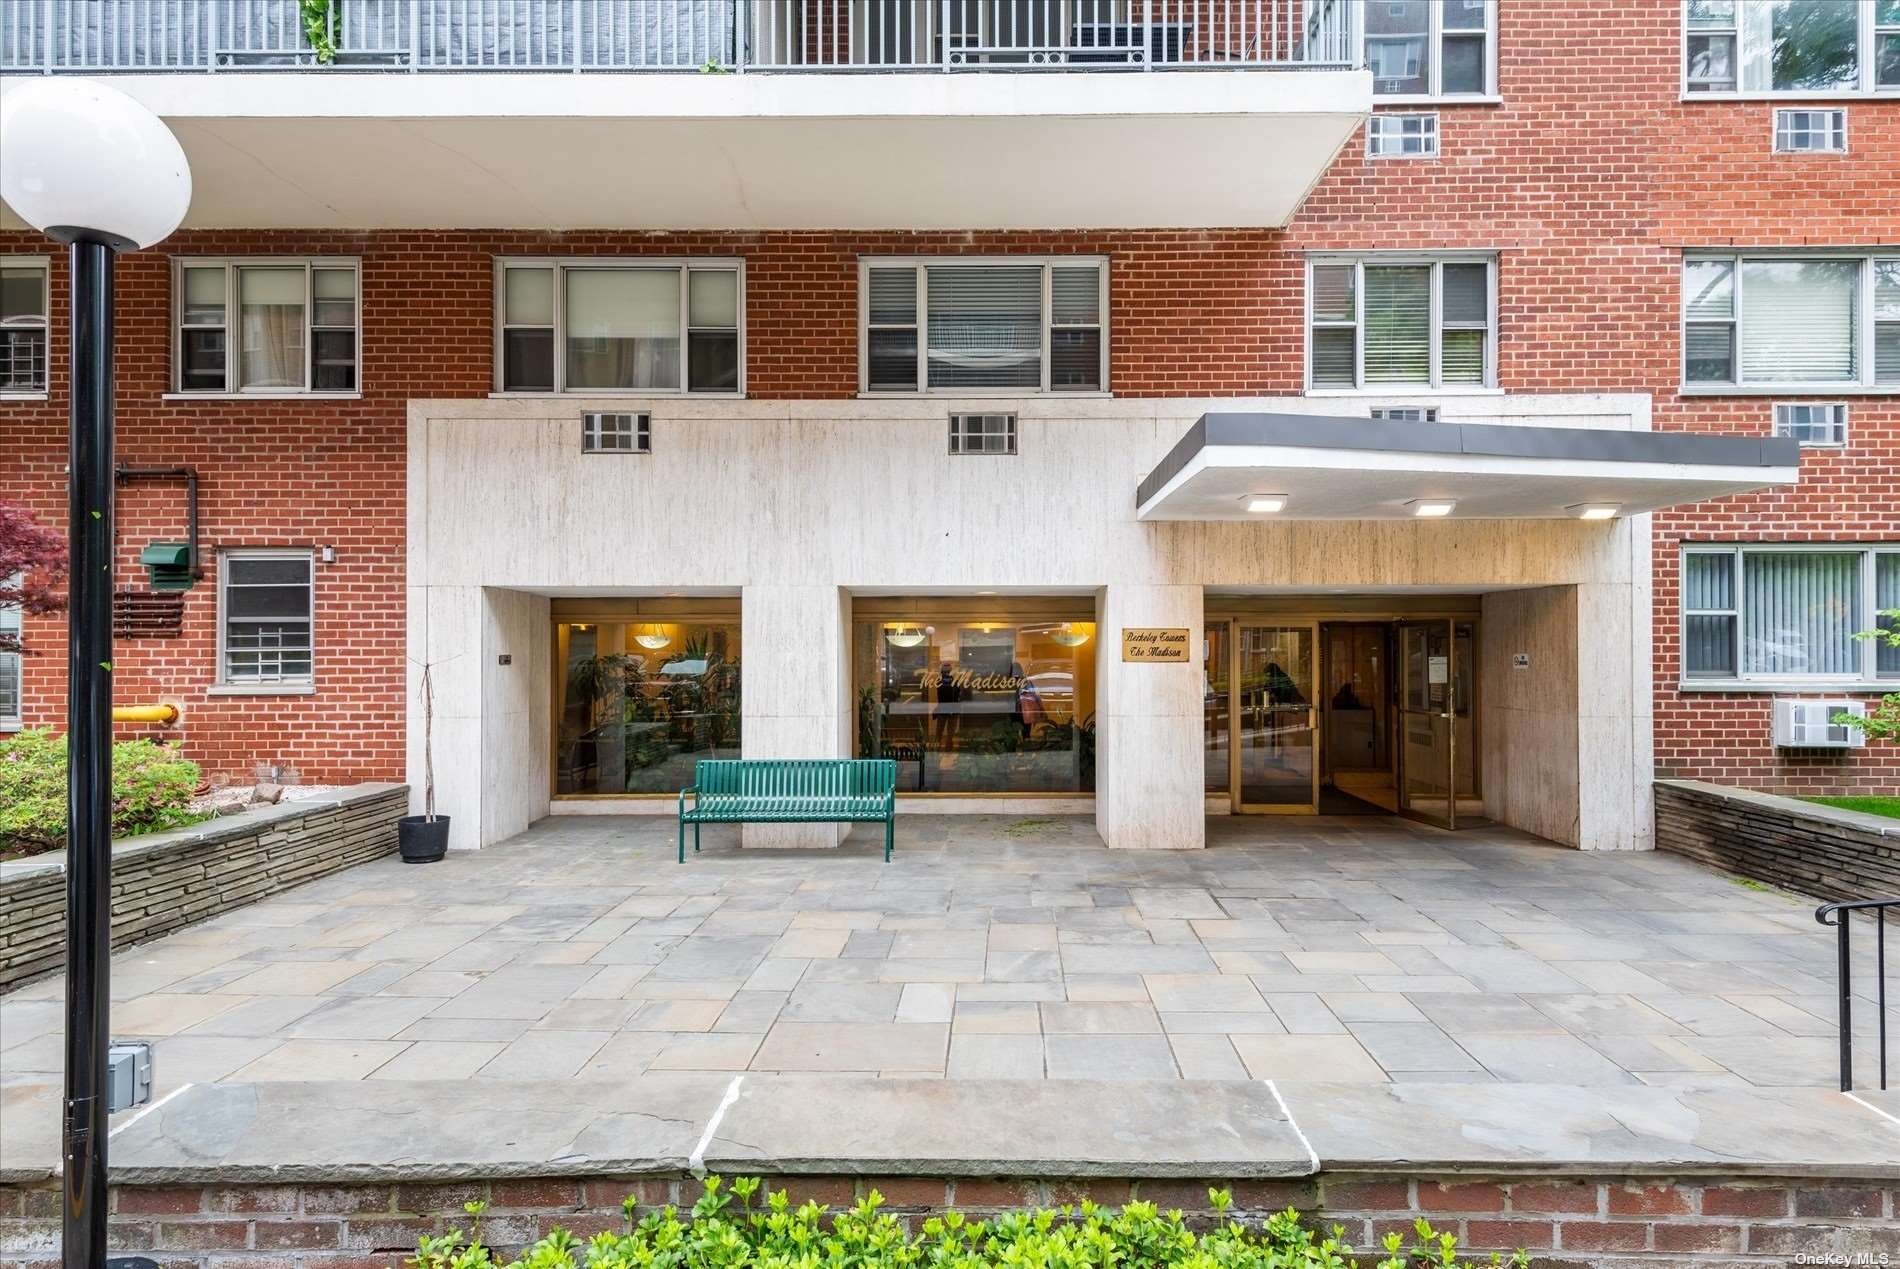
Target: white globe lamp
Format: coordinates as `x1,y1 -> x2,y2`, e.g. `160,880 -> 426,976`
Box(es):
0,78 -> 191,248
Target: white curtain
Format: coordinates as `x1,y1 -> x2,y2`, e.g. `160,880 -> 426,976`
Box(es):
239,268 -> 306,390
565,269 -> 680,390
1741,259 -> 1857,383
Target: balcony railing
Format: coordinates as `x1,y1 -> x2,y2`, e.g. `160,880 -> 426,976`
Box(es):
0,1 -> 1358,74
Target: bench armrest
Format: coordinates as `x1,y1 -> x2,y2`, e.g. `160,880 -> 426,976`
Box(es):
678,786 -> 698,816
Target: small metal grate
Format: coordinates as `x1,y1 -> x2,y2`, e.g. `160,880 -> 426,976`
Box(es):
113,589 -> 186,639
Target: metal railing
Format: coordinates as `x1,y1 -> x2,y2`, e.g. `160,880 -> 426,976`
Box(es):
1816,897 -> 1896,1092
0,1 -> 1358,73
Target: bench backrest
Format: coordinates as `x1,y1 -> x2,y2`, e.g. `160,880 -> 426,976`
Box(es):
695,758 -> 896,800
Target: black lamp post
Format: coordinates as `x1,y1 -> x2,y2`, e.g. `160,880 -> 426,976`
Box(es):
0,79 -> 192,1269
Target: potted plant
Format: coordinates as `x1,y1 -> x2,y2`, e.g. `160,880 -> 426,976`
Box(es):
399,657 -> 450,863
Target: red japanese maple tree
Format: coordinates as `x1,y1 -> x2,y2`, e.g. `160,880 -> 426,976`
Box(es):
0,500 -> 67,654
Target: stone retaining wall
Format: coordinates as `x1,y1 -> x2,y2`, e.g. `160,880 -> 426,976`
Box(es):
1,1173 -> 1896,1267
1655,779 -> 1900,905
0,784 -> 407,990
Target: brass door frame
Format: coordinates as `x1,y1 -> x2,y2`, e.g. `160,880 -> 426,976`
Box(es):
1395,618 -> 1456,831
1225,618 -> 1320,815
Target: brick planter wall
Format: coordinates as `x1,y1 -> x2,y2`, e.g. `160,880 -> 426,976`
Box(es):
1655,779 -> 1900,907
0,783 -> 406,990
1,1173 -> 1896,1267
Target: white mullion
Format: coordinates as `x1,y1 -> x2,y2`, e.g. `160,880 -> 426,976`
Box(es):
1428,0 -> 1442,97
1861,255 -> 1876,386
1354,261 -> 1366,389
1863,547 -> 1879,679
1428,261 -> 1443,388
1862,0 -> 1875,92
1098,261 -> 1110,391
225,264 -> 239,392
915,264 -> 928,393
856,258 -> 869,394
1730,254 -> 1746,386
302,262 -> 314,392
678,263 -> 691,393
1040,264 -> 1052,395
1732,549 -> 1746,679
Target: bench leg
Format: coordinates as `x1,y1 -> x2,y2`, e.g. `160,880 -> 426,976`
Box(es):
885,814 -> 894,863
678,819 -> 686,865
694,822 -> 701,854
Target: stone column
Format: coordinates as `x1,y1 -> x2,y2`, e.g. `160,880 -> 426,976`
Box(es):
740,584 -> 851,848
1092,584 -> 1206,850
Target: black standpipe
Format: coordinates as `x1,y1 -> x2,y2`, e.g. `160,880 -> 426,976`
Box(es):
63,236 -> 115,1269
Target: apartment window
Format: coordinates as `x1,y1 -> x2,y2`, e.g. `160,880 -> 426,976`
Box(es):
1773,401 -> 1849,446
1685,0 -> 1899,95
218,550 -> 314,686
1367,112 -> 1440,157
1682,545 -> 1900,681
495,260 -> 743,395
1682,253 -> 1900,389
582,411 -> 650,453
1370,406 -> 1440,422
173,260 -> 358,394
0,578 -> 20,729
0,259 -> 49,395
1773,107 -> 1847,151
948,413 -> 1017,454
1366,0 -> 1494,98
1308,256 -> 1494,390
860,259 -> 1106,395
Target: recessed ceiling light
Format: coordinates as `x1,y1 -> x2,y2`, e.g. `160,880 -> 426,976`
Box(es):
1567,503 -> 1620,521
976,590 -> 997,596
1243,494 -> 1288,514
1408,499 -> 1456,518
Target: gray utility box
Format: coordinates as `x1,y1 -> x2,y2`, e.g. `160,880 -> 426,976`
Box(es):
107,1041 -> 154,1113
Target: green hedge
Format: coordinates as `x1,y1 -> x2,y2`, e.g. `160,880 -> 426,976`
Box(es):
0,728 -> 205,855
411,1177 -> 1525,1269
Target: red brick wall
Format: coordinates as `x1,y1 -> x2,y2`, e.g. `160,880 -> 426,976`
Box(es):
2,0 -> 1897,792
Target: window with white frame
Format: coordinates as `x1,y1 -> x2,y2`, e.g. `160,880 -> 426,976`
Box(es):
1682,253 -> 1900,388
1773,107 -> 1848,151
1308,256 -> 1494,390
1773,401 -> 1849,445
0,578 -> 20,728
218,550 -> 314,687
1682,545 -> 1900,681
948,413 -> 1017,454
1,259 -> 49,395
581,411 -> 650,453
1365,0 -> 1494,98
495,260 -> 742,395
861,259 -> 1106,394
1367,112 -> 1440,157
174,260 -> 359,394
1685,0 -> 1900,95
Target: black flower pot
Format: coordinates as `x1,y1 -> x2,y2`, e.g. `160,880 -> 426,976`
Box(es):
398,814 -> 450,864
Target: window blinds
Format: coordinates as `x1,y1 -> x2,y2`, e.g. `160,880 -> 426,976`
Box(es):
1739,259 -> 1857,383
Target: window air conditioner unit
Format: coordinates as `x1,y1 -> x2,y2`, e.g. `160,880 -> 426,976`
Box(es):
1772,699 -> 1867,748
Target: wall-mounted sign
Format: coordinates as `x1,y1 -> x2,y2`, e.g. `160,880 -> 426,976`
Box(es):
1427,655 -> 1449,685
1513,652 -> 1530,671
1122,627 -> 1190,662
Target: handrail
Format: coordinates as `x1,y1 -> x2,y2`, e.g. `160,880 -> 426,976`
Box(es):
0,0 -> 1358,75
1816,897 -> 1897,1092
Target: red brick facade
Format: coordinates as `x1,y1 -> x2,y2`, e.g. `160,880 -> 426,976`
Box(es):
1,0 -> 1895,792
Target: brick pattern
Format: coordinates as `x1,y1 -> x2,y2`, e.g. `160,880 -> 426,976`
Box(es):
0,786 -> 404,990
1,1174 -> 1894,1268
1654,780 -> 1900,909
0,0 -> 1896,789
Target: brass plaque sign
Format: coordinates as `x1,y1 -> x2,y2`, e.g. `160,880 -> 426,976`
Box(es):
1121,627 -> 1190,663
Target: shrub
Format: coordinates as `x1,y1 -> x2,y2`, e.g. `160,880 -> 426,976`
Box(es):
0,728 -> 206,854
410,1177 -> 1526,1269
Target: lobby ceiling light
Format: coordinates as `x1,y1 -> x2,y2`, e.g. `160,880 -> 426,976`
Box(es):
633,624 -> 671,650
1052,622 -> 1091,647
885,624 -> 927,648
1242,494 -> 1288,514
1408,499 -> 1456,518
1567,503 -> 1621,521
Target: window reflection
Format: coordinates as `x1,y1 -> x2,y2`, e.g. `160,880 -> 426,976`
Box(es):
854,615 -> 1096,793
555,620 -> 741,795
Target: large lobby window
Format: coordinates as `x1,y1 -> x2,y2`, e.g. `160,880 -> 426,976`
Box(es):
860,258 -> 1107,395
852,603 -> 1096,794
496,259 -> 743,395
554,605 -> 741,796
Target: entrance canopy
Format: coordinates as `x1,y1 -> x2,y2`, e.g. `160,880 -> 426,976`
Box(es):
1136,413 -> 1799,521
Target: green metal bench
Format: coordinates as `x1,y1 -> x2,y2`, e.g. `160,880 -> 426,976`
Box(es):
677,758 -> 898,863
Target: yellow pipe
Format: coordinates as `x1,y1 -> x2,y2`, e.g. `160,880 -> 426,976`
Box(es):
113,704 -> 179,726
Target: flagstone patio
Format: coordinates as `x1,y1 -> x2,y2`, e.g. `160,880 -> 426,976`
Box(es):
2,812 -> 1891,1103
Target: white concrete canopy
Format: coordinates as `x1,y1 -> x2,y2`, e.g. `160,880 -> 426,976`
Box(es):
0,70 -> 1370,230
1136,413 -> 1801,521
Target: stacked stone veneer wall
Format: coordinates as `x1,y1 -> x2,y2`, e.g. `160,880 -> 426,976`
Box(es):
1,1173 -> 1896,1267
0,784 -> 406,990
1655,779 -> 1900,906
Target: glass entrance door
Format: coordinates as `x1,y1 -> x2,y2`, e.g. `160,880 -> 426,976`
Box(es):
1235,623 -> 1318,813
1396,619 -> 1456,829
